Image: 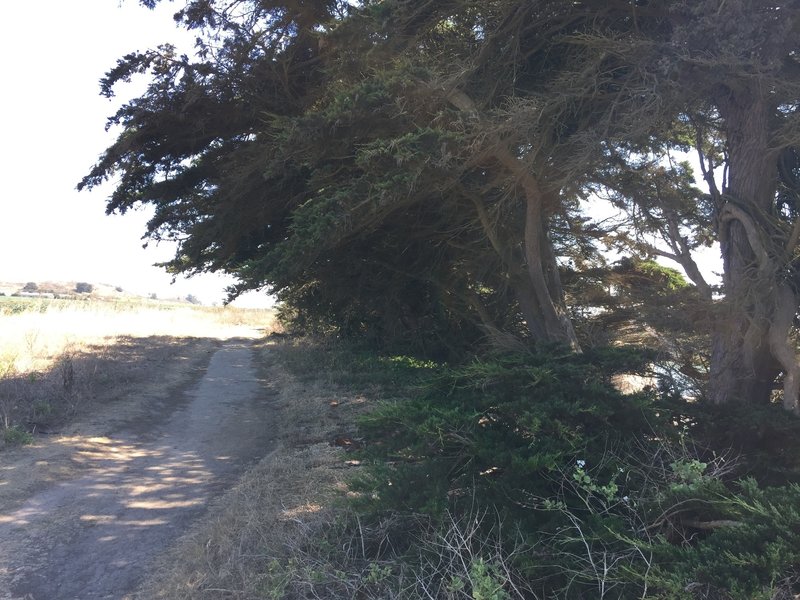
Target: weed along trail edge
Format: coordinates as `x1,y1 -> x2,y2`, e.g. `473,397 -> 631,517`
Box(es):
0,340 -> 278,600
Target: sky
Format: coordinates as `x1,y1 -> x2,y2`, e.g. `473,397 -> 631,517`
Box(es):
0,1 -> 273,307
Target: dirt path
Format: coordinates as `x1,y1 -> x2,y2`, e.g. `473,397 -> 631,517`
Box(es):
0,339 -> 278,600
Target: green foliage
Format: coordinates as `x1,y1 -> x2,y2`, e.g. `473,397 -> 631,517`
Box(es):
348,345 -> 800,598
0,298 -> 46,315
688,401 -> 800,485
278,338 -> 438,389
3,425 -> 33,446
469,559 -> 511,600
355,345 -> 661,515
364,562 -> 392,585
634,260 -> 690,292
641,478 -> 800,599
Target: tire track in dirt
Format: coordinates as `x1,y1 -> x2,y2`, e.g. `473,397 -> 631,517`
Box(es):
0,340 -> 277,600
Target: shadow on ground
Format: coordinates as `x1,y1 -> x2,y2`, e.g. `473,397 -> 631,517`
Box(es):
0,339 -> 278,600
0,336 -> 223,441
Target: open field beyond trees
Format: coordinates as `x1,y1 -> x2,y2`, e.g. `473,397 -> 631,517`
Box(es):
0,294 -> 275,448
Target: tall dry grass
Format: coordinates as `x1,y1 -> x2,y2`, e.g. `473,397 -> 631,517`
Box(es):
0,297 -> 276,445
0,298 -> 275,373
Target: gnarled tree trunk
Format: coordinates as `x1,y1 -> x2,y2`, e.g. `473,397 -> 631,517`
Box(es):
708,88 -> 799,411
448,87 -> 580,350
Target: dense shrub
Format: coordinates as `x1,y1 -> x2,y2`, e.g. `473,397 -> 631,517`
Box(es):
347,346 -> 800,598
355,346 -> 664,518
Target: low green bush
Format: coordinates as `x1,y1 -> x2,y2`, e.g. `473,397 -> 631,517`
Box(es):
3,425 -> 33,446
355,346 -> 664,519
347,345 -> 800,599
278,338 -> 438,389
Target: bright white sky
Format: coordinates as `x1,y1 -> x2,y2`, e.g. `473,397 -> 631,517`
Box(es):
0,0 -> 272,307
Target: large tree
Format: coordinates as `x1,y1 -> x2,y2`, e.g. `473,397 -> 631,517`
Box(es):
82,0 -> 600,350
456,0 -> 800,410
569,0 -> 800,410
83,0 -> 800,410
680,2 -> 800,411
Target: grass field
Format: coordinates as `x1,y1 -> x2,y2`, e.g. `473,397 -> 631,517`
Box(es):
0,295 -> 277,446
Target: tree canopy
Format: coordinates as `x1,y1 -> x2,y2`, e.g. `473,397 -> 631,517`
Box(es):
82,0 -> 800,410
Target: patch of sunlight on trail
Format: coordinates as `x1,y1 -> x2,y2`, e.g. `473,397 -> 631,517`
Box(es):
0,431 -> 213,527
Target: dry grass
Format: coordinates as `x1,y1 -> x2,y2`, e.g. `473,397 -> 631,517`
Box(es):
0,297 -> 277,446
135,338 -> 371,600
0,298 -> 276,372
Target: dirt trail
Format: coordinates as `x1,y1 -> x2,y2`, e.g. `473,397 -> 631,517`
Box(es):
0,339 -> 277,600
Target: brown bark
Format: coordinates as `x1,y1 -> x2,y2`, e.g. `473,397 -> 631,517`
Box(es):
768,285 -> 800,413
492,144 -> 581,350
515,275 -> 549,341
448,87 -> 580,349
708,88 -> 793,408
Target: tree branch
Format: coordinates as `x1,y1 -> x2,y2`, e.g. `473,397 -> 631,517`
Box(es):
719,203 -> 771,276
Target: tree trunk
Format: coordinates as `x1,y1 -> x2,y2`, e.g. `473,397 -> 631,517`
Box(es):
522,189 -> 580,350
447,87 -> 580,350
708,88 -> 793,408
464,183 -> 551,341
492,145 -> 581,350
487,175 -> 580,349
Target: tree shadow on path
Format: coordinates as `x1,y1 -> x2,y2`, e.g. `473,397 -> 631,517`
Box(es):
0,338 -> 278,600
